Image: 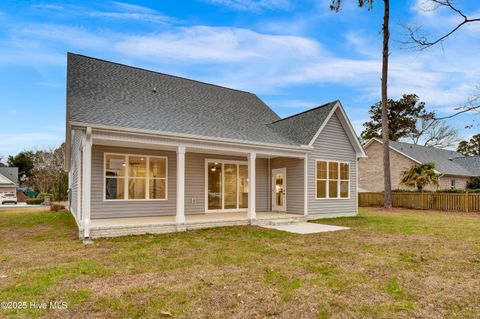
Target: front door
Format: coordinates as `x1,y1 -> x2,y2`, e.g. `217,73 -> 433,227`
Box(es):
272,168 -> 286,212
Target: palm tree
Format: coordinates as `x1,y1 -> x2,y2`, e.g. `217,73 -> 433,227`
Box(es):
400,163 -> 440,191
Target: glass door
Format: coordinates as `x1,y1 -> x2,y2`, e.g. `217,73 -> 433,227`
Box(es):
224,164 -> 237,209
207,162 -> 222,210
206,161 -> 248,212
239,165 -> 248,209
272,168 -> 286,212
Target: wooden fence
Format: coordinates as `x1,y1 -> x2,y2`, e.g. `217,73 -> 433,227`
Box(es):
359,192 -> 480,212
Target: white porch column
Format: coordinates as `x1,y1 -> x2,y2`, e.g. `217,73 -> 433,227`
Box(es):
304,153 -> 308,215
176,145 -> 186,231
248,152 -> 256,223
81,127 -> 92,239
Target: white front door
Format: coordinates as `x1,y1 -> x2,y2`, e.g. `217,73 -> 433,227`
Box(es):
272,168 -> 286,212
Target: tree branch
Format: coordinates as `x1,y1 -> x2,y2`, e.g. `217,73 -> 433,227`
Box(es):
434,105 -> 480,120
405,0 -> 480,50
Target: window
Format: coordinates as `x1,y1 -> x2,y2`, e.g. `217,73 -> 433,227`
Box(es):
451,179 -> 456,189
316,161 -> 327,198
316,160 -> 349,199
105,154 -> 167,200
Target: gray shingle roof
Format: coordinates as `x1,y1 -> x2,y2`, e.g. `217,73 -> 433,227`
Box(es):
451,156 -> 480,176
0,167 -> 18,186
388,140 -> 473,176
267,101 -> 337,145
68,53 -> 336,147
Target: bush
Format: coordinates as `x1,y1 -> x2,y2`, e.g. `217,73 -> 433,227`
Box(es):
392,189 -> 433,193
26,198 -> 44,205
466,177 -> 480,190
37,193 -> 53,201
50,204 -> 66,212
392,188 -> 480,194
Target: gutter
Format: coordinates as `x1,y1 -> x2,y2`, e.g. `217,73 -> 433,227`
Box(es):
69,121 -> 314,153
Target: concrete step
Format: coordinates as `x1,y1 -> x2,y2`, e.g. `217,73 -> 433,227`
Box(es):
261,219 -> 302,226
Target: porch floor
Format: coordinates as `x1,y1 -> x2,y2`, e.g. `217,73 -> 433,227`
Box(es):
88,212 -> 310,238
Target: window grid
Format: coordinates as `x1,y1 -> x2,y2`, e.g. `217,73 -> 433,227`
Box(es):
316,160 -> 350,199
104,153 -> 167,201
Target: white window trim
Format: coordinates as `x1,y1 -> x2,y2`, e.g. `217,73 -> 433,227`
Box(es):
315,159 -> 350,200
103,152 -> 168,201
204,158 -> 249,213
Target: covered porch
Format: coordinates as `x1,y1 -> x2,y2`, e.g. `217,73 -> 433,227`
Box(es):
77,126 -> 310,239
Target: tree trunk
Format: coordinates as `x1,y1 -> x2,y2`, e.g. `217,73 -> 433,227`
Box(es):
382,0 -> 392,208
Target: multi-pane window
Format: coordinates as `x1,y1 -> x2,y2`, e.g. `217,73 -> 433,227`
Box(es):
105,154 -> 167,200
316,160 -> 349,199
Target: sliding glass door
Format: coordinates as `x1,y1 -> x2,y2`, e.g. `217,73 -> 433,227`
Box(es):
206,160 -> 248,212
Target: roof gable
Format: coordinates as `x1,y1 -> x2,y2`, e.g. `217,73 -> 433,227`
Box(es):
0,167 -> 18,185
267,101 -> 336,145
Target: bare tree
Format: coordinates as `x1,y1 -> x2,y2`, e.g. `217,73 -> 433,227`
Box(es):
331,0 -> 393,208
406,118 -> 459,148
403,1 -> 480,121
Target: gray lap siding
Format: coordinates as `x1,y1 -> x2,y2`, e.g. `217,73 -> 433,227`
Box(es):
90,146 -> 270,218
270,157 -> 304,214
307,111 -> 357,214
91,145 -> 177,218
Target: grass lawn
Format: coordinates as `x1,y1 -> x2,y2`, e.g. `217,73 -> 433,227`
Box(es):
0,208 -> 479,318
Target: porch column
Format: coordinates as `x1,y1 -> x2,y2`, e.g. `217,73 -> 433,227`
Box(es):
304,153 -> 308,215
248,152 -> 256,223
81,127 -> 92,239
176,145 -> 186,231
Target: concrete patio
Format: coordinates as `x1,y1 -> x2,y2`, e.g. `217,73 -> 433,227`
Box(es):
88,211 -> 356,238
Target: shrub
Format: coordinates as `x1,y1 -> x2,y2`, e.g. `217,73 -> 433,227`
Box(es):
393,189 -> 432,193
50,204 -> 66,212
37,193 -> 53,201
26,198 -> 44,205
466,177 -> 480,190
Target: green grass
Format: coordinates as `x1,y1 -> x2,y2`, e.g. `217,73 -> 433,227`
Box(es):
0,208 -> 479,318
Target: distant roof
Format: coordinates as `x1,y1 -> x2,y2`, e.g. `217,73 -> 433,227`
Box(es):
0,173 -> 15,186
368,139 -> 474,176
67,53 -> 329,147
451,156 -> 480,176
0,167 -> 18,186
268,101 -> 337,145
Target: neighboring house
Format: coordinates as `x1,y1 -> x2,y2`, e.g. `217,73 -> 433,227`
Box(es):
65,53 -> 366,239
0,167 -> 19,194
359,138 -> 479,192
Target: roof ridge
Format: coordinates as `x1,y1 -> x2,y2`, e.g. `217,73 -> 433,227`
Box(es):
269,100 -> 338,124
68,52 -> 257,96
390,140 -> 462,155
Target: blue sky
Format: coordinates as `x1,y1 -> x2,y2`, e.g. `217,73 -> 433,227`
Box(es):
0,0 -> 479,158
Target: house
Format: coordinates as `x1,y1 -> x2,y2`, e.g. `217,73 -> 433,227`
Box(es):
65,53 -> 366,239
0,167 -> 18,195
359,138 -> 480,192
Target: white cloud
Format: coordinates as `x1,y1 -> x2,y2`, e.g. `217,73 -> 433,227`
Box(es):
115,26 -> 320,63
0,133 -> 62,157
110,1 -> 156,14
1,16 -> 478,115
205,0 -> 291,11
88,11 -> 176,24
31,4 -> 64,10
